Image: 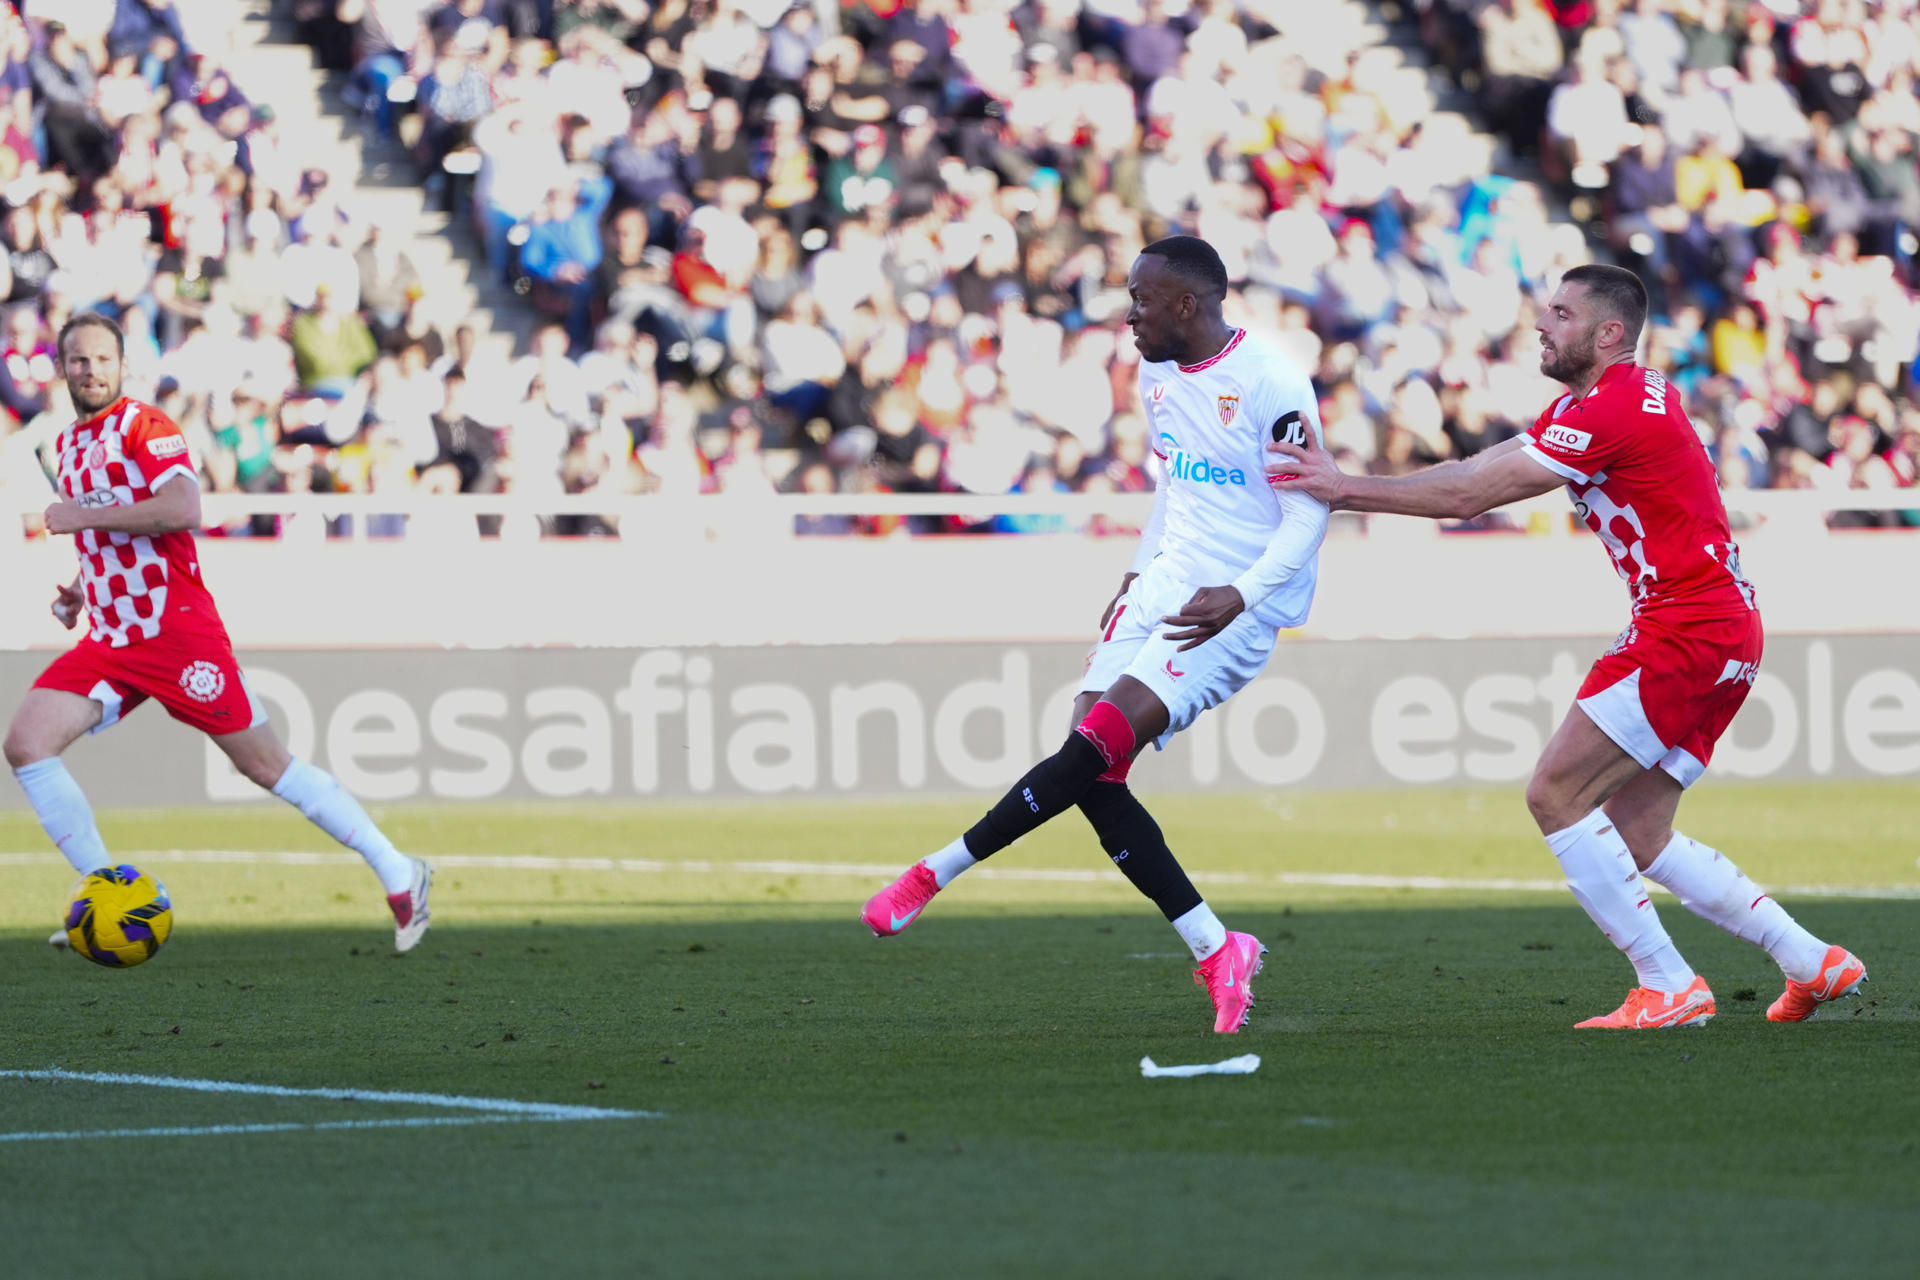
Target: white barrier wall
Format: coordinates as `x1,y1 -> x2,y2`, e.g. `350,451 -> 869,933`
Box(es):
4,531 -> 1915,804
2,634 -> 1915,806
4,523 -> 1918,649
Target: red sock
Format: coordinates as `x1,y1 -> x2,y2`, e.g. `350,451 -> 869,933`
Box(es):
1075,701 -> 1137,783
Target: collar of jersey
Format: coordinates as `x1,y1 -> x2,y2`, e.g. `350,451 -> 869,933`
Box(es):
72,396 -> 130,433
1571,362 -> 1639,404
1177,328 -> 1244,374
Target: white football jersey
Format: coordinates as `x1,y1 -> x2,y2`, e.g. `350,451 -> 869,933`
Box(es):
1136,329 -> 1325,627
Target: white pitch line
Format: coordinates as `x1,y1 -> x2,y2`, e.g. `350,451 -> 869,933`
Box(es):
0,1068 -> 658,1121
2,849 -> 1917,900
0,1115 -> 556,1143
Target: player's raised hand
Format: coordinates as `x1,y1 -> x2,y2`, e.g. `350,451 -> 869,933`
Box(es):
1265,429 -> 1348,508
43,500 -> 87,535
1161,586 -> 1244,651
51,581 -> 82,629
1099,572 -> 1137,633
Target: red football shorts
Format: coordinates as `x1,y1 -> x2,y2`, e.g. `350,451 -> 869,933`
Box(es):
1574,610 -> 1764,788
33,629 -> 267,738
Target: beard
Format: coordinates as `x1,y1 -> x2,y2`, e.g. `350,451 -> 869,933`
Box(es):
70,375 -> 121,416
1131,331 -> 1173,364
1539,330 -> 1596,384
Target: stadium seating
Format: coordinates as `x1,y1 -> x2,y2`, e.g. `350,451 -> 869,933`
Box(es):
0,0 -> 1915,539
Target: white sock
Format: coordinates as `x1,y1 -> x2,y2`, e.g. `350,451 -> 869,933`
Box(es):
271,758 -> 413,894
14,758 -> 112,875
922,837 -> 977,889
1546,808 -> 1696,993
1643,833 -> 1829,983
1172,902 -> 1228,962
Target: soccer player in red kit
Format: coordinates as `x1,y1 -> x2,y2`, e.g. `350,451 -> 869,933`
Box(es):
1266,264 -> 1864,1027
3,314 -> 433,953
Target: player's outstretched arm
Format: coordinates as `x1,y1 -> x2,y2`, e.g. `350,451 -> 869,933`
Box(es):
43,474 -> 202,538
1266,433 -> 1563,520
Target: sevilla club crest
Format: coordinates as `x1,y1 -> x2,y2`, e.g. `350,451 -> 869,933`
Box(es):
1217,394 -> 1239,427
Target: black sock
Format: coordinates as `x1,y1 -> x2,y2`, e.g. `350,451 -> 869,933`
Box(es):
963,732 -> 1108,860
1077,780 -> 1203,922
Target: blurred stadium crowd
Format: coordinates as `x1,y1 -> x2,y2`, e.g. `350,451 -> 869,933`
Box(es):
0,0 -> 1916,538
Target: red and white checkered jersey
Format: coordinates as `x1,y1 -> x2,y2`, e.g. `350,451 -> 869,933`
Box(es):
54,396 -> 220,648
1523,363 -> 1756,621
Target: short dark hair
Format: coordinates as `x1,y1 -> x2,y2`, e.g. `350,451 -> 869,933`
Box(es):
1139,235 -> 1229,301
57,311 -> 125,361
1560,263 -> 1648,346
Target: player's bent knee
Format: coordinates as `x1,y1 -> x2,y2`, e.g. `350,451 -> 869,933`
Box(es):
2,705 -> 69,768
1074,700 -> 1139,774
1523,773 -> 1578,835
2,726 -> 46,770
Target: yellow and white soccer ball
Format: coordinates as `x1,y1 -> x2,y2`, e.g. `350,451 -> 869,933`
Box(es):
64,865 -> 173,968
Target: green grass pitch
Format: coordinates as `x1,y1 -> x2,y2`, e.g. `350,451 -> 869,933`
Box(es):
2,783 -> 1916,1278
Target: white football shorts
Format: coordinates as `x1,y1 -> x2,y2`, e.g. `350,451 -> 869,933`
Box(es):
1080,561 -> 1279,750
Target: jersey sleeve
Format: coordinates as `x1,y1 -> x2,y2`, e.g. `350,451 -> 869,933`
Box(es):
1256,359 -> 1325,451
1228,362 -> 1330,610
124,404 -> 197,492
1522,393 -> 1633,486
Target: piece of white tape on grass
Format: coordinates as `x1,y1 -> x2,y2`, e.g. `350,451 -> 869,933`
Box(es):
1140,1054 -> 1260,1078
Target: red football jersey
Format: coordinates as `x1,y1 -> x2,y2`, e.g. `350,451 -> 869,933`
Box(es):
54,396 -> 222,648
1524,363 -> 1755,620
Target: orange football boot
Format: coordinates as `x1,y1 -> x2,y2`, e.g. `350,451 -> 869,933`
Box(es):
1575,976 -> 1715,1029
1767,946 -> 1866,1023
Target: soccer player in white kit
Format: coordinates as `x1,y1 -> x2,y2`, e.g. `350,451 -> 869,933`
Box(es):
861,237 -> 1331,1034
